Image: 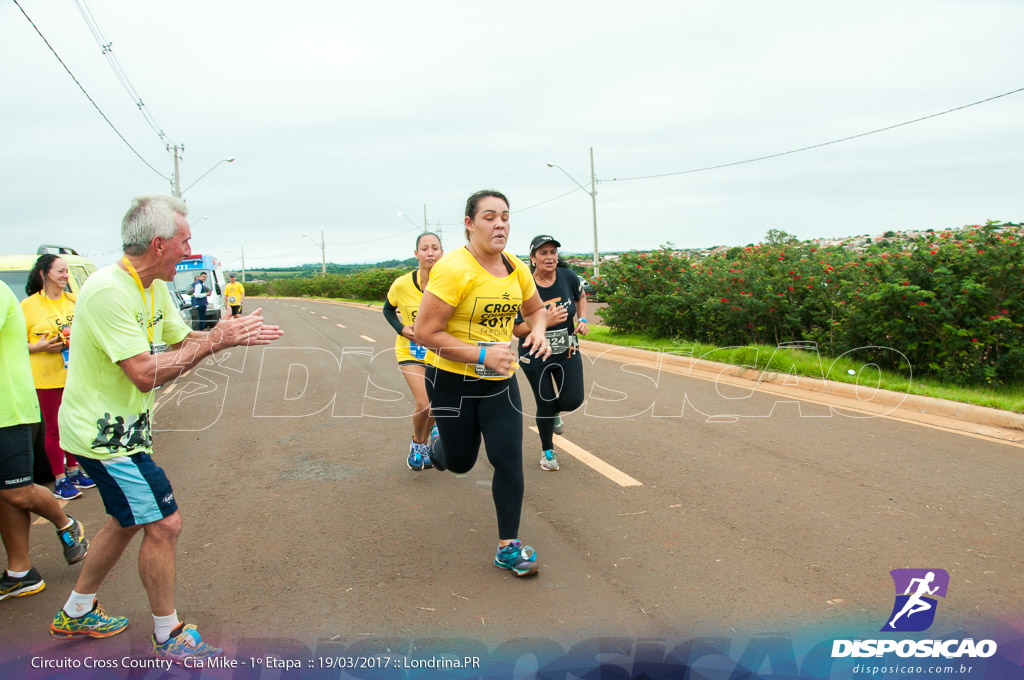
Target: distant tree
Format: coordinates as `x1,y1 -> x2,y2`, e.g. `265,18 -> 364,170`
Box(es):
764,229 -> 799,245
725,246 -> 744,260
883,230 -> 896,238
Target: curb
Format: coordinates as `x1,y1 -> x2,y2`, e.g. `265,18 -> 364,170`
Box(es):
579,340 -> 1024,443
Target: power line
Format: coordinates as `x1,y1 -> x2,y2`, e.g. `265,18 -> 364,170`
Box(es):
326,225 -> 423,246
607,86 -> 1024,183
12,0 -> 169,181
73,0 -> 171,144
514,186 -> 587,213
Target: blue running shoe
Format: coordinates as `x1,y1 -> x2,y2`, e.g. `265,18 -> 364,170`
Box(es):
407,440 -> 424,471
68,471 -> 96,489
494,540 -> 539,577
428,425 -> 445,471
152,623 -> 222,664
54,477 -> 83,500
420,443 -> 433,469
50,600 -> 128,638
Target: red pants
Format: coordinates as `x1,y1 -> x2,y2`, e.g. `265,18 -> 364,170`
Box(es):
36,388 -> 77,475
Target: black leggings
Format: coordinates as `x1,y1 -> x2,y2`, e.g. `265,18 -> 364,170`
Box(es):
522,350 -> 585,451
425,366 -> 525,540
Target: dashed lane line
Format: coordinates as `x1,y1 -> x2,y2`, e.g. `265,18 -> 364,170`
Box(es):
359,335 -> 377,343
530,426 -> 642,487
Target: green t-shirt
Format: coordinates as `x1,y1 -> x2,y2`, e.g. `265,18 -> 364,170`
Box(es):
0,281 -> 41,428
59,264 -> 191,460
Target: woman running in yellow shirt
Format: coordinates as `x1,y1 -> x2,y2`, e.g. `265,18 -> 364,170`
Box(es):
383,232 -> 443,470
415,190 -> 551,577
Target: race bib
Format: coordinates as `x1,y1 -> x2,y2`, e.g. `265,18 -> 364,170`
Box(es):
545,328 -> 570,354
228,295 -> 238,304
474,341 -> 516,378
409,341 -> 427,361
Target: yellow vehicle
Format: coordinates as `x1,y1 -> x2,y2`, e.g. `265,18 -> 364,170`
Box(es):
0,245 -> 98,301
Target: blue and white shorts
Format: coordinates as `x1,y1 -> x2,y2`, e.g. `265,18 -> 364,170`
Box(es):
76,453 -> 178,527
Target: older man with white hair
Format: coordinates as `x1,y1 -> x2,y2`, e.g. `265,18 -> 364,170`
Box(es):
50,195 -> 283,662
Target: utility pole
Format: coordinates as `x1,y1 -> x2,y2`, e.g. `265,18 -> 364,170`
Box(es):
240,246 -> 246,283
320,229 -> 326,277
423,204 -> 428,232
590,146 -> 599,278
168,143 -> 184,197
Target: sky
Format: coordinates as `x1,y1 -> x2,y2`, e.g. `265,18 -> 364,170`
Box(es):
3,0 -> 1023,272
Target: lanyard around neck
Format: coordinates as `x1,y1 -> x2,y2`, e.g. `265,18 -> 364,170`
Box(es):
121,256 -> 155,344
39,291 -> 70,328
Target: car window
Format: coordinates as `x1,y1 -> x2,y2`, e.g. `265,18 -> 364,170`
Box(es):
68,265 -> 90,293
0,270 -> 30,300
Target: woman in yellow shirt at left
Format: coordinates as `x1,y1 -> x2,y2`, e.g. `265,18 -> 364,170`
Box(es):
21,255 -> 95,500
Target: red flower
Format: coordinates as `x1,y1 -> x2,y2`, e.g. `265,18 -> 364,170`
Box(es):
918,301 -> 927,306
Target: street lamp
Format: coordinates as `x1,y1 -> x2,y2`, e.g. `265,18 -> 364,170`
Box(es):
547,147 -> 600,277
397,204 -> 428,231
179,156 -> 236,196
191,215 -> 209,227
302,231 -> 326,276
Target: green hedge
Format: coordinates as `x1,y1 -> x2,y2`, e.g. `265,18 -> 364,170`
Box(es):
593,222 -> 1023,386
244,268 -> 404,302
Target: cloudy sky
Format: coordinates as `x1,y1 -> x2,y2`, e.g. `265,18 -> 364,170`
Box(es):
3,0 -> 1022,271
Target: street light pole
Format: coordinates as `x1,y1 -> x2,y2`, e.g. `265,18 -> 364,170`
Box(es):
547,147 -> 600,277
181,157 -> 236,195
303,232 -> 326,276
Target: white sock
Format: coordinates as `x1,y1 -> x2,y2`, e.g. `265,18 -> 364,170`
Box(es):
153,611 -> 181,644
58,518 -> 74,531
6,569 -> 30,578
63,591 -> 97,617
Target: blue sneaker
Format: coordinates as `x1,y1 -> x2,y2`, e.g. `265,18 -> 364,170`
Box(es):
420,443 -> 433,469
53,477 -> 83,500
152,623 -> 222,664
494,540 -> 539,577
428,425 -> 445,471
68,471 -> 96,489
407,441 -> 424,471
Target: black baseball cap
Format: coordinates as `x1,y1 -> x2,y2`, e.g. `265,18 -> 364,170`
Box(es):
530,235 -> 561,254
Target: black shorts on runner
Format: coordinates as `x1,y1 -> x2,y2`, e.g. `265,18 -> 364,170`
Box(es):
0,423 -> 36,490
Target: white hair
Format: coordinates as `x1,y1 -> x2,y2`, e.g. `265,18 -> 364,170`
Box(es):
121,194 -> 188,256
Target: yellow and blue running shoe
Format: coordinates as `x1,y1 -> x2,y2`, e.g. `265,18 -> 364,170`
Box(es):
50,600 -> 128,638
152,624 -> 223,664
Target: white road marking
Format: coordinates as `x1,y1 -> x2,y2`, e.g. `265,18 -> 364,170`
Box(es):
321,315 -> 328,320
530,427 -> 642,487
336,323 -> 346,329
359,335 -> 377,343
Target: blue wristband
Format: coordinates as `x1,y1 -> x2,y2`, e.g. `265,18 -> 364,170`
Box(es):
478,347 -> 487,365
579,318 -> 587,323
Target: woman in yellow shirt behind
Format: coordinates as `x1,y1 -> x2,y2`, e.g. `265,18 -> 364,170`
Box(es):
415,190 -> 552,577
21,255 -> 95,500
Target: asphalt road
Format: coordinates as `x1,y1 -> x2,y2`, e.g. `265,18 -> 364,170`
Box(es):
3,297 -> 1022,661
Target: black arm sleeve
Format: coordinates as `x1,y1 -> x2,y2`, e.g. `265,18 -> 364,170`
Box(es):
382,300 -> 405,335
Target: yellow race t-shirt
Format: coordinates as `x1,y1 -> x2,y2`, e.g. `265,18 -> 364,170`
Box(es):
21,291 -> 75,389
386,270 -> 429,364
224,281 -> 245,306
423,247 -> 537,379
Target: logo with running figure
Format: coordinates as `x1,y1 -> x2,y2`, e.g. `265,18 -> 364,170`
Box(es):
881,568 -> 949,632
